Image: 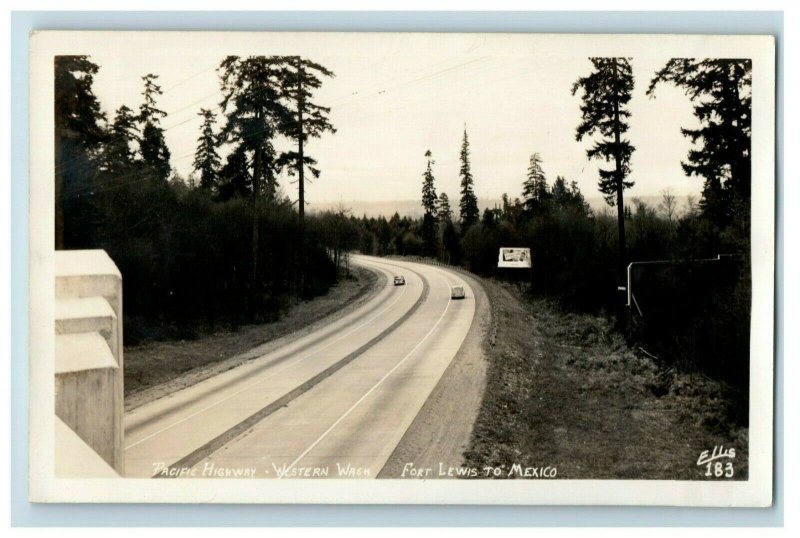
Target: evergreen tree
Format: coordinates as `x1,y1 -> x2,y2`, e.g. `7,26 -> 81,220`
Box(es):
376,216 -> 392,254
572,57 -> 635,286
458,127 -> 480,229
551,175 -> 568,204
420,149 -> 439,256
437,192 -> 453,222
421,150 -> 438,216
99,105 -> 140,175
522,152 -> 550,214
54,55 -> 107,248
193,108 -> 221,192
551,176 -> 590,215
218,55 -> 293,288
219,56 -> 291,202
647,59 -> 751,228
501,192 -> 524,225
138,74 -> 171,182
440,218 -> 460,264
481,207 -> 498,227
278,56 -> 336,223
95,104 -> 170,273
217,145 -> 251,201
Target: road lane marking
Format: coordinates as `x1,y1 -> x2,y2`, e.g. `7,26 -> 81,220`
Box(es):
126,263 -> 397,432
282,269 -> 454,476
126,262 -> 416,451
155,272 -> 432,477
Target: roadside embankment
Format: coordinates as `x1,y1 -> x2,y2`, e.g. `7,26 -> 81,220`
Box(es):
462,279 -> 749,480
124,266 -> 383,411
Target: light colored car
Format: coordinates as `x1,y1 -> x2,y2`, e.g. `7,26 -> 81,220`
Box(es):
393,275 -> 406,286
450,285 -> 466,299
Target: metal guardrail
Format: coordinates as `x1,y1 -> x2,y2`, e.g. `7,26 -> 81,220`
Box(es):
626,254 -> 741,315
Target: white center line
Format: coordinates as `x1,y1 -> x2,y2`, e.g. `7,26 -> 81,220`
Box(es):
281,269 -> 455,476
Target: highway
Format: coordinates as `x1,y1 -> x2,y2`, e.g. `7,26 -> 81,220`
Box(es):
123,255 -> 477,479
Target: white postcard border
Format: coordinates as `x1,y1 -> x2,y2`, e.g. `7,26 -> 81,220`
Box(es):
28,30 -> 775,506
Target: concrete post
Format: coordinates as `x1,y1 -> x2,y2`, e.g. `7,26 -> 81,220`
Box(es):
54,250 -> 124,476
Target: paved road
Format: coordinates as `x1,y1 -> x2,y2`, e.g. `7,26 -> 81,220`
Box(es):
123,255 -> 476,479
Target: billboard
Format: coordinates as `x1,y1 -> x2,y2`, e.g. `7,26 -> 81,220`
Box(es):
498,247 -> 531,268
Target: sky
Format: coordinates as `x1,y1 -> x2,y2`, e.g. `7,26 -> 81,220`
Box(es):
83,32 -> 706,210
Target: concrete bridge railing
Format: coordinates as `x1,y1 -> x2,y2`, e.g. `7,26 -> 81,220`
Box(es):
54,250 -> 124,476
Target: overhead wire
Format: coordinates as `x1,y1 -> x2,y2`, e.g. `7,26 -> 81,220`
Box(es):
160,62 -> 219,94
322,57 -> 521,126
61,54 -> 513,199
322,52 -> 480,107
63,149 -> 198,199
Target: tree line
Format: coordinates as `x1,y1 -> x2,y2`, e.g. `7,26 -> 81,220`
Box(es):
55,53 -> 753,390
55,55 -> 340,342
350,57 -> 752,390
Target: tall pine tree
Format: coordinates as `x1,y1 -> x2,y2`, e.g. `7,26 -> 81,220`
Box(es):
421,149 -> 439,256
647,59 -> 751,228
572,57 -> 635,287
54,55 -> 107,249
458,127 -> 479,229
193,108 -> 221,192
279,56 -> 336,223
99,105 -> 140,175
218,55 -> 292,289
551,176 -> 590,215
437,192 -> 453,222
138,74 -> 171,182
521,152 -> 549,214
217,145 -> 252,201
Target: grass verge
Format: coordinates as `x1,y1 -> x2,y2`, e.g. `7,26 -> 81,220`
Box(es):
463,279 -> 749,480
124,266 -> 381,410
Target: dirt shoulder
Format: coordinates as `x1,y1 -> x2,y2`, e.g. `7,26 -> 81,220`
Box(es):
380,266 -> 490,478
463,279 -> 749,480
124,266 -> 384,412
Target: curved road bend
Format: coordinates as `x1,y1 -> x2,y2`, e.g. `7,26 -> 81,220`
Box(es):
123,255 -> 476,478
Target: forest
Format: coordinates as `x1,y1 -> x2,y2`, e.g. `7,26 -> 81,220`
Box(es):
55,55 -> 753,391
55,55 -> 344,343
348,58 -> 753,390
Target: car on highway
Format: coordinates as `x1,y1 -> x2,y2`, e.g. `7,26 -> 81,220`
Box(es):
450,285 -> 466,299
393,275 -> 406,286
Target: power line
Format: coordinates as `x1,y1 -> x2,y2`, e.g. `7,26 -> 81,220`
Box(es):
163,93 -> 221,125
61,55 -> 519,194
57,104 -> 208,171
141,55 -> 491,139
161,55 -> 502,169
161,62 -> 219,94
322,57 -> 522,126
63,150 -> 198,199
181,59 -> 507,178
163,55 -> 488,130
163,113 -> 207,132
322,53 -> 477,106
331,57 -> 489,110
